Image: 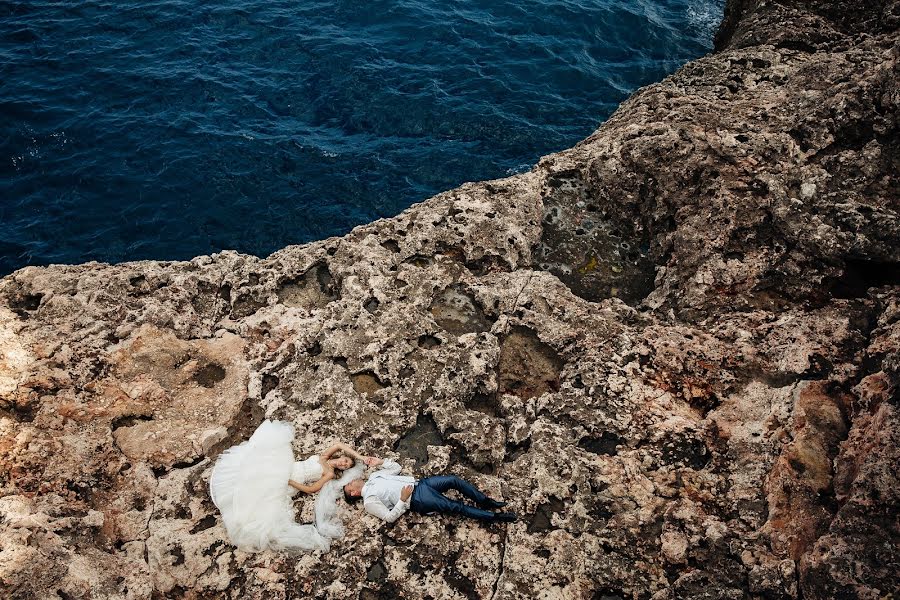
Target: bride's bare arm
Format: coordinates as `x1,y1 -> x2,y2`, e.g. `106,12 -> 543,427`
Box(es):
320,442 -> 363,461
288,479 -> 316,494
289,471 -> 334,494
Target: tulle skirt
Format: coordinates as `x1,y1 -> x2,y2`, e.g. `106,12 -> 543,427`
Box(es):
209,420 -> 328,552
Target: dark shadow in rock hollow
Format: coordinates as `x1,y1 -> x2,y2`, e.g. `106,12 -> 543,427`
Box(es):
206,397 -> 266,461
231,292 -> 267,319
465,389 -> 500,417
659,435 -> 711,470
829,259 -> 900,299
277,261 -> 340,309
261,374 -> 279,398
190,514 -> 217,535
395,413 -> 444,468
359,582 -> 400,600
417,334 -> 441,349
498,326 -> 563,400
364,297 -> 380,313
589,497 -> 614,523
381,239 -> 401,253
533,169 -> 656,305
366,560 -> 387,583
403,254 -> 433,268
4,284 -> 42,318
504,437 -> 531,463
430,284 -> 493,335
528,496 -> 565,533
193,363 -> 226,388
449,444 -> 496,476
0,402 -> 37,423
444,566 -> 479,600
111,413 -> 153,432
578,432 -> 624,456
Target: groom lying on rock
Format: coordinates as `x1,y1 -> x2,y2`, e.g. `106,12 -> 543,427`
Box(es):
343,456 -> 517,523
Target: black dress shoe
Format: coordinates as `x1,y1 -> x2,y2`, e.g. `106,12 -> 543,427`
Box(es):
479,498 -> 507,509
492,512 -> 518,523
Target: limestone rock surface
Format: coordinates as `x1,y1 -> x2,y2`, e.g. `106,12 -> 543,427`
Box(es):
1,0 -> 899,598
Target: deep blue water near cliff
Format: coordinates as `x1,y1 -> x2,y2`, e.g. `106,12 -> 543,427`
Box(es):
0,0 -> 723,276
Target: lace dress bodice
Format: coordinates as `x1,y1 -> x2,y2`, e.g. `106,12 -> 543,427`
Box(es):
290,455 -> 323,486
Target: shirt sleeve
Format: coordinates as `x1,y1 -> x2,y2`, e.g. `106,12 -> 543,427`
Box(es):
375,459 -> 403,476
364,496 -> 409,523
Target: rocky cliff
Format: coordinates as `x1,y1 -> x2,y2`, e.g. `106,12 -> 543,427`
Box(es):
1,0 -> 898,598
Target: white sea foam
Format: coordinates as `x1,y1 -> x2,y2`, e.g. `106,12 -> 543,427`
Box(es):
687,0 -> 725,41
505,162 -> 532,175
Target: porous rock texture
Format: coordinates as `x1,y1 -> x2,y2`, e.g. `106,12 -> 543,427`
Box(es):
2,0 -> 899,598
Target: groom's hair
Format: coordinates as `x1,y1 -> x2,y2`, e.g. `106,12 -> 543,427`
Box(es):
343,480 -> 363,504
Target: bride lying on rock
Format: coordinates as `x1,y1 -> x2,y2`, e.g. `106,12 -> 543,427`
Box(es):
209,419 -> 370,552
287,438 -> 367,494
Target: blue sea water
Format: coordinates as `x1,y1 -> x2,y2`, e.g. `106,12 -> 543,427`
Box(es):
0,0 -> 723,276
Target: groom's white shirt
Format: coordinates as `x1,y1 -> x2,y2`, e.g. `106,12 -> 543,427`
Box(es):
361,459 -> 416,523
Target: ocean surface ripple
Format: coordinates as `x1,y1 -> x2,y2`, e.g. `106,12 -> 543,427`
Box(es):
0,0 -> 723,275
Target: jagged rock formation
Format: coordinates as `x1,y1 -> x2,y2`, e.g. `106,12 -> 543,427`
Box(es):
1,0 -> 898,598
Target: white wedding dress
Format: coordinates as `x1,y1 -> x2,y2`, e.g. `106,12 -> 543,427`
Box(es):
209,419 -> 363,552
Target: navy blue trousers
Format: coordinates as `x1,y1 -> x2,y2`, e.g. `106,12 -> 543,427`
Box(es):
409,475 -> 495,520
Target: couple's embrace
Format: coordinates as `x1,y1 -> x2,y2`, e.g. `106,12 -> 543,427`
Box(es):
209,420 -> 517,552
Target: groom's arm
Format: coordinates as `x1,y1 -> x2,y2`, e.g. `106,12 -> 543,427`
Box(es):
368,457 -> 403,476
363,496 -> 409,524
